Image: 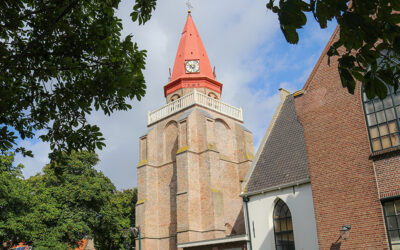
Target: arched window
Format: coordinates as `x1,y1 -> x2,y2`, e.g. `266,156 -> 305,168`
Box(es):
363,86 -> 400,152
208,92 -> 218,99
215,119 -> 231,157
273,199 -> 295,250
164,121 -> 178,162
170,94 -> 180,102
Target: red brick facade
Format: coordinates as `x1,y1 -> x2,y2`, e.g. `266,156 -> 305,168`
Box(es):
373,153 -> 400,199
294,27 -> 397,249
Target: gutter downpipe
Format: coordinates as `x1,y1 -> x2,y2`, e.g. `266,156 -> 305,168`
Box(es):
243,196 -> 252,250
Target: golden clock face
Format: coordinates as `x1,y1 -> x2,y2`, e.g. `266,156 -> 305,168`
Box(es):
185,60 -> 200,73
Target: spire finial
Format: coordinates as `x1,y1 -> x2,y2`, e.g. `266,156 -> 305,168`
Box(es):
186,1 -> 193,14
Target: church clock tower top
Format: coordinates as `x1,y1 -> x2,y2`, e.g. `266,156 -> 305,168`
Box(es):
164,13 -> 223,97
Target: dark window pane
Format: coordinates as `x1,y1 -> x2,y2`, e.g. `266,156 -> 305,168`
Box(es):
287,218 -> 293,230
367,114 -> 377,126
391,133 -> 400,147
274,200 -> 295,250
385,108 -> 396,120
394,94 -> 400,105
390,230 -> 400,244
384,97 -> 394,108
372,138 -> 382,151
389,121 -> 398,133
392,244 -> 400,250
281,219 -> 287,231
397,105 -> 400,116
275,220 -> 281,232
395,200 -> 400,213
376,111 -> 386,124
387,216 -> 398,229
385,201 -> 396,215
365,102 -> 375,114
374,100 -> 384,111
369,126 -> 379,138
382,135 -> 392,148
288,232 -> 294,241
379,124 -> 389,136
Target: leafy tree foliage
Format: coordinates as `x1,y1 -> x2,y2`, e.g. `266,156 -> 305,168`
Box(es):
24,151 -> 116,249
266,0 -> 400,98
93,188 -> 137,249
0,151 -> 138,249
0,0 -> 156,158
0,153 -> 30,248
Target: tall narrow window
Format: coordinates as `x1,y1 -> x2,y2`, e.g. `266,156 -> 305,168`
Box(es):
363,86 -> 400,152
273,199 -> 295,250
383,199 -> 400,250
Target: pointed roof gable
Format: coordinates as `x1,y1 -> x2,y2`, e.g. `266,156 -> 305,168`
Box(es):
171,13 -> 214,81
244,95 -> 310,195
164,13 -> 223,97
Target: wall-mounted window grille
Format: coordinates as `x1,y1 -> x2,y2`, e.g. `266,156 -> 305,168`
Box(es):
363,87 -> 400,152
382,199 -> 400,249
273,199 -> 295,250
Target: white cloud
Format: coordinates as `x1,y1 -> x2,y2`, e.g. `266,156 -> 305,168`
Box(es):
17,0 -> 334,190
15,138 -> 50,178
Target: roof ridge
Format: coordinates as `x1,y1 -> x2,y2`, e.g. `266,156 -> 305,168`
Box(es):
242,92 -> 290,194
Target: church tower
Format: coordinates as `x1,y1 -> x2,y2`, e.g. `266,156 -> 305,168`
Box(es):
136,11 -> 254,250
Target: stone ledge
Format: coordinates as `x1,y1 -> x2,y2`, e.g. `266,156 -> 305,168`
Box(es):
369,145 -> 400,160
207,142 -> 218,152
137,159 -> 148,167
136,198 -> 146,205
219,154 -> 232,162
246,153 -> 254,161
176,145 -> 189,154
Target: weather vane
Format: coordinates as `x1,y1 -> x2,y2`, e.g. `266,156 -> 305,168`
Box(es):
186,1 -> 193,13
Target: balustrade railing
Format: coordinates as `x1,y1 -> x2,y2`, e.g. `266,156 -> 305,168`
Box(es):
148,90 -> 243,124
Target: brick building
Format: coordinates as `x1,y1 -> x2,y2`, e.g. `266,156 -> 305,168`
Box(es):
243,26 -> 400,249
135,11 -> 254,250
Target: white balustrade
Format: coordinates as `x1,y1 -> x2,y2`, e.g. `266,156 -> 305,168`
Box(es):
148,90 -> 243,124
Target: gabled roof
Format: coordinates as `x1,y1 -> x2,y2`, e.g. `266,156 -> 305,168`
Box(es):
245,95 -> 310,195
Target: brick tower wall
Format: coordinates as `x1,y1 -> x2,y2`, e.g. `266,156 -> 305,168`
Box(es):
136,106 -> 253,250
294,27 -> 390,249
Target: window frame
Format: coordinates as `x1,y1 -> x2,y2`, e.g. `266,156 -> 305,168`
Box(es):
382,196 -> 400,250
362,86 -> 400,152
273,199 -> 295,250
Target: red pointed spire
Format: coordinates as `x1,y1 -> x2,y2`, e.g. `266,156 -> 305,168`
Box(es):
164,13 -> 222,97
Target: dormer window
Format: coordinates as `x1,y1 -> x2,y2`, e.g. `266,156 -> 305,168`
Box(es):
363,87 -> 400,152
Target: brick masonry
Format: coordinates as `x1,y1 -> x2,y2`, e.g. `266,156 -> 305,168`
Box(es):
294,26 -> 396,249
136,105 -> 254,250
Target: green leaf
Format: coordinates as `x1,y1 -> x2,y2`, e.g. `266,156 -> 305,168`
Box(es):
339,67 -> 356,94
130,11 -> 138,22
391,14 -> 400,24
351,70 -> 365,82
281,26 -> 299,44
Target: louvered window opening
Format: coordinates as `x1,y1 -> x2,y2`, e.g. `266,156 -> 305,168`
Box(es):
273,199 -> 295,250
363,87 -> 400,152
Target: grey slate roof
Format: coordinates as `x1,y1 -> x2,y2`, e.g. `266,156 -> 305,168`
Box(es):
246,95 -> 310,194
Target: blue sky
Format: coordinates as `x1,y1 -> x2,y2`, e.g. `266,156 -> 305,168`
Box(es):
15,0 -> 336,190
